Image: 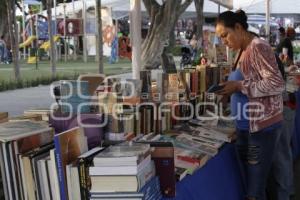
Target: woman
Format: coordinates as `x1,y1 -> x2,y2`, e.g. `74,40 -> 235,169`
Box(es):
215,10 -> 288,200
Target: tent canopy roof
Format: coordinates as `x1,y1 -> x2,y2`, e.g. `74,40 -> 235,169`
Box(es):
234,0 -> 300,14
50,0 -> 229,19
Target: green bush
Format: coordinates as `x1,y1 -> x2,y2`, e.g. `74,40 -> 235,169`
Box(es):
171,45 -> 182,56
0,73 -> 81,92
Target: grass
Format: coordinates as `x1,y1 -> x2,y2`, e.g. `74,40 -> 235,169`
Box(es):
0,57 -> 132,82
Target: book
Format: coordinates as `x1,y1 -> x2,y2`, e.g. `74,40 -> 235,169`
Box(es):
24,109 -> 51,121
139,176 -> 161,200
174,147 -> 209,167
93,142 -> 150,166
175,166 -> 189,181
90,154 -> 151,176
0,112 -> 8,123
0,121 -> 52,142
137,141 -> 176,198
90,160 -> 155,193
49,113 -> 104,149
77,147 -> 105,200
9,114 -> 43,122
54,127 -> 88,200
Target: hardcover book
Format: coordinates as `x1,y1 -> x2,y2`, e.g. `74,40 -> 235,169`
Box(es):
0,121 -> 52,142
93,142 -> 150,166
54,127 -> 88,200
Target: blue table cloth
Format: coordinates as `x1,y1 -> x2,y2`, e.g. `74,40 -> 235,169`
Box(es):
163,144 -> 245,200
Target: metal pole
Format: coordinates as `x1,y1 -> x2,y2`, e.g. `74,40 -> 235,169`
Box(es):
130,0 -> 142,80
54,0 -> 58,61
266,0 -> 270,42
54,0 -> 57,34
83,0 -> 87,62
64,3 -> 67,62
22,0 -> 26,59
73,0 -> 76,61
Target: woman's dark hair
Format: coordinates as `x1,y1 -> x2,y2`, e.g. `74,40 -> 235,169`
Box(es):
217,10 -> 248,30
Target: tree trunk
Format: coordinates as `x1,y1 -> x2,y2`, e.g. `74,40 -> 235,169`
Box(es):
47,0 -> 56,78
6,0 -> 20,80
96,0 -> 104,74
142,0 -> 193,70
194,0 -> 204,48
161,25 -> 177,73
0,4 -> 8,39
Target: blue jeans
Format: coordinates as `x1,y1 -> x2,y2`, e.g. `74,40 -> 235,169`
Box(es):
0,45 -> 4,62
267,107 -> 294,200
235,125 -> 282,200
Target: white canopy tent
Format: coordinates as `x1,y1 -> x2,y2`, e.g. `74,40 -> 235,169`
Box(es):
234,0 -> 300,14
43,0 -> 230,18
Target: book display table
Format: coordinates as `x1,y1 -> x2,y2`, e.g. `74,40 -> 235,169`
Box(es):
163,144 -> 245,200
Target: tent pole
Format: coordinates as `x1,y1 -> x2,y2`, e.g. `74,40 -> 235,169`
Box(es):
130,0 -> 142,80
265,0 -> 270,42
83,0 -> 87,63
22,0 -> 26,59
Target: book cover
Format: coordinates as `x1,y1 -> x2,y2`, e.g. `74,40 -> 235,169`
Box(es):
0,121 -> 52,142
0,112 -> 8,123
93,142 -> 150,165
49,113 -> 104,149
54,127 -> 88,200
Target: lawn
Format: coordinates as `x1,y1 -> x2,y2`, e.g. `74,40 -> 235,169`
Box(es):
0,57 -> 132,82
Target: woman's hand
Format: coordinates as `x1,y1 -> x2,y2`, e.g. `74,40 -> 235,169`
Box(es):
216,81 -> 241,96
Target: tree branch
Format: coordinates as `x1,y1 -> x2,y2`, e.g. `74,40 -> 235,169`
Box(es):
178,0 -> 193,15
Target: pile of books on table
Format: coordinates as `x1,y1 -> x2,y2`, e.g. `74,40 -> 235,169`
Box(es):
89,142 -> 161,200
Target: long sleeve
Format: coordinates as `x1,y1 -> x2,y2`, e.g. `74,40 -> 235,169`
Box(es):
240,42 -> 285,98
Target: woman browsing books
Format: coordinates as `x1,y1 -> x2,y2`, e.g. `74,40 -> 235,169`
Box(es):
215,10 -> 292,200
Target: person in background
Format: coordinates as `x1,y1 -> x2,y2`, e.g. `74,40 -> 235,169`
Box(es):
189,34 -> 198,62
0,35 -> 6,63
276,27 -> 294,65
215,10 -> 291,200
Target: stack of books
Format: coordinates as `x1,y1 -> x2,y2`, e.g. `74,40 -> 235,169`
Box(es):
89,142 -> 161,199
0,120 -> 54,200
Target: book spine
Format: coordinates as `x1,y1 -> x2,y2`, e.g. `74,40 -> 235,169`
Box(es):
137,161 -> 155,190
54,137 -> 67,200
78,159 -> 88,200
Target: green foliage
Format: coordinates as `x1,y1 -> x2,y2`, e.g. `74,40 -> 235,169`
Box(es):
0,73 -> 80,92
171,45 -> 182,56
294,46 -> 300,55
192,48 -> 203,66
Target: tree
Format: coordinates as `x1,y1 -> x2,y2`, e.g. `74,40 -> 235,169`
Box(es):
194,0 -> 204,47
47,0 -> 56,78
0,3 -> 8,39
6,0 -> 20,80
142,0 -> 193,70
96,0 -> 104,73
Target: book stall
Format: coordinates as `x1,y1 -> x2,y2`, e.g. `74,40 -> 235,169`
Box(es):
0,35 -> 249,200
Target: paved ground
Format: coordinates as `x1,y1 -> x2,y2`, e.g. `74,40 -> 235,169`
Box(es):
0,73 -> 133,117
